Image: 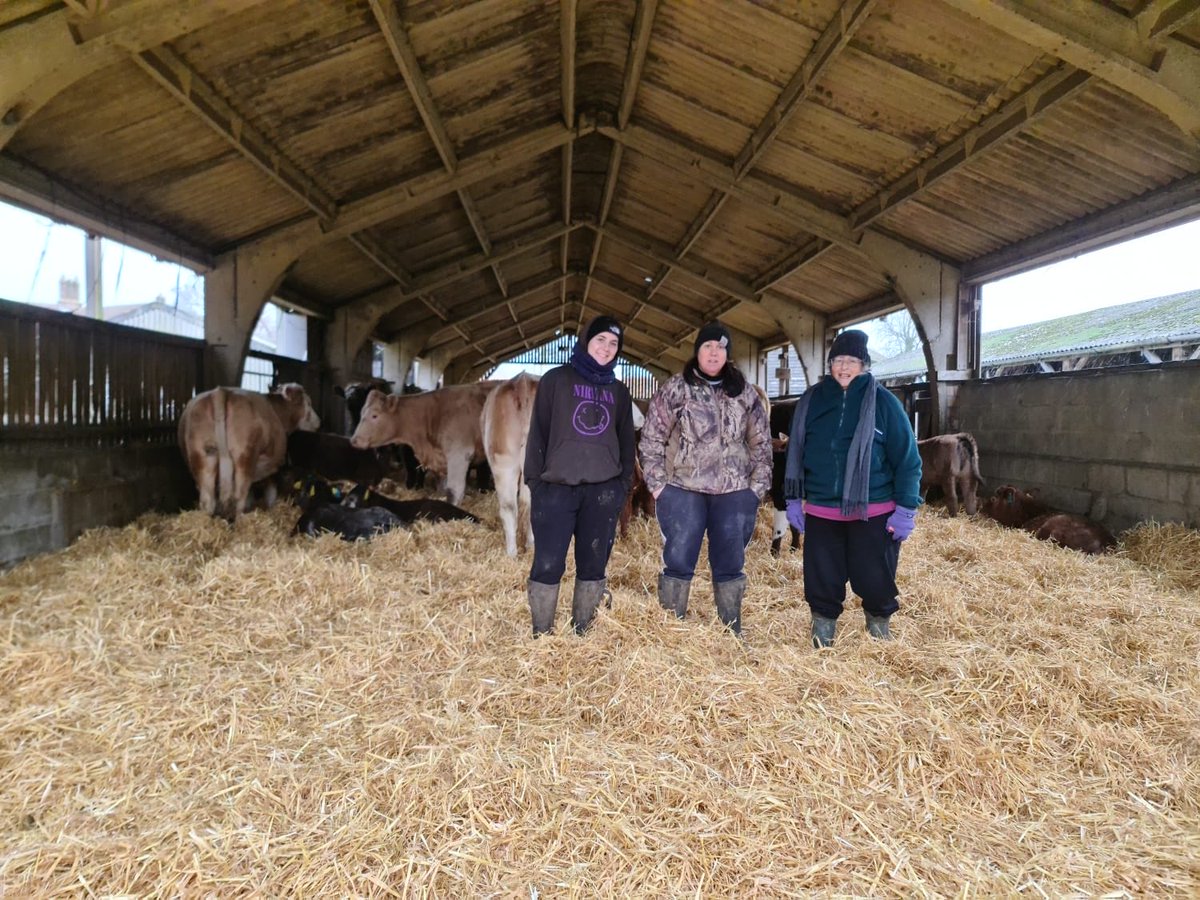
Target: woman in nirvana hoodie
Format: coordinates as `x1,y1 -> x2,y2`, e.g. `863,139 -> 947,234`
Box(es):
523,315 -> 636,637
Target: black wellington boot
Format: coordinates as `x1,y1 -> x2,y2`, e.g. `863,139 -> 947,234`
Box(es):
570,578 -> 608,635
811,613 -> 837,649
527,579 -> 560,637
713,575 -> 747,637
657,574 -> 691,619
865,612 -> 893,641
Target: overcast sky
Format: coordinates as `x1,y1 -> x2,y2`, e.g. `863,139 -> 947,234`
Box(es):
980,218 -> 1200,332
2,200 -> 1197,336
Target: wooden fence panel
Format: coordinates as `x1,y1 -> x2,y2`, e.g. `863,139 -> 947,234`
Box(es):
0,299 -> 204,443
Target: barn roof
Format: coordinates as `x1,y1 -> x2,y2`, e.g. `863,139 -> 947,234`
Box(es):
873,287 -> 1200,377
2,0 -> 1199,375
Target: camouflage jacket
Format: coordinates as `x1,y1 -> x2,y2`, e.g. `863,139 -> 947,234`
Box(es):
639,374 -> 772,498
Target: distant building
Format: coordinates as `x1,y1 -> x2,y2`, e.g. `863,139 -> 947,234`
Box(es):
871,289 -> 1200,383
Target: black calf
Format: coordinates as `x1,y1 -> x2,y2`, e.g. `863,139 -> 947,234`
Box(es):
344,483 -> 477,524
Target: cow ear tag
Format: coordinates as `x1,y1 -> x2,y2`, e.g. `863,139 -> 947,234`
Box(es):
333,487 -> 343,499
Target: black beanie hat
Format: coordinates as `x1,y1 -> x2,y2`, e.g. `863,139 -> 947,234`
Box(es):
694,320 -> 732,356
583,315 -> 623,355
828,328 -> 870,365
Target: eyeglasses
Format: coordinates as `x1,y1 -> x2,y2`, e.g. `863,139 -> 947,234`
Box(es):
830,356 -> 864,368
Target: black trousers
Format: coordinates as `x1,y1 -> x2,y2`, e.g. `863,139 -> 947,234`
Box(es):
802,512 -> 901,619
529,479 -> 624,585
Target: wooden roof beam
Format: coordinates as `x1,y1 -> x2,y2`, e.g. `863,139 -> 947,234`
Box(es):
600,123 -> 856,249
388,221 -> 582,307
560,0 -> 576,326
368,0 -> 508,296
938,0 -> 1200,138
0,0 -> 274,151
131,43 -> 459,320
0,152 -> 213,271
132,45 -> 338,222
594,221 -> 759,304
1134,0 -> 1200,40
735,0 -> 877,178
324,123 -> 586,242
581,0 -> 659,316
641,0 -> 873,304
849,64 -> 1092,230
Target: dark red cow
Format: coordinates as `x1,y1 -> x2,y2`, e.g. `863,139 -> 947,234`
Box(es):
982,484 -> 1116,554
618,458 -> 655,539
982,484 -> 1051,528
1022,513 -> 1117,555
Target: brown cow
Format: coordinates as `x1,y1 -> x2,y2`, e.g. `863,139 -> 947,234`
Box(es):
481,373 -> 539,557
178,383 -> 320,520
982,484 -> 1116,554
350,381 -> 500,505
918,432 -> 982,517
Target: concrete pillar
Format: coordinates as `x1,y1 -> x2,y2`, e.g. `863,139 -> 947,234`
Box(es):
203,235 -> 300,387
856,233 -> 965,434
325,284 -> 408,388
760,292 -> 826,388
424,346 -> 456,386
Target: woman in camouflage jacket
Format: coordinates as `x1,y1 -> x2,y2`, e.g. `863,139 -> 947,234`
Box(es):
639,321 -> 772,636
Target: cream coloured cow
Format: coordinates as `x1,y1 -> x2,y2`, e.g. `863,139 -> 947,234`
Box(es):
178,383 -> 320,520
350,381 -> 500,504
481,373 -> 539,556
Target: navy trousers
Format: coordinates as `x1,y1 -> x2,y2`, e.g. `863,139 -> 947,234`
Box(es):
802,512 -> 901,619
656,485 -> 759,583
529,478 -> 624,585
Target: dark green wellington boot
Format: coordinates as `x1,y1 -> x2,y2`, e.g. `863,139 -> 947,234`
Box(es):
657,574 -> 691,619
527,579 -> 560,637
570,578 -> 609,634
811,613 -> 837,649
713,575 -> 747,637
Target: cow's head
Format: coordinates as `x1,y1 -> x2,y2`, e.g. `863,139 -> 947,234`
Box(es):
275,383 -> 321,432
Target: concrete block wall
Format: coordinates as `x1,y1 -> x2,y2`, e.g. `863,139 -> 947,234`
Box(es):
0,441 -> 197,568
947,363 -> 1200,533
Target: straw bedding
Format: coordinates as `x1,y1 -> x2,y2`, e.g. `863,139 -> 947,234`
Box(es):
1,489 -> 1198,897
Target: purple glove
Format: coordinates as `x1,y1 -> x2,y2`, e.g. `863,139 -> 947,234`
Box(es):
785,499 -> 805,534
886,505 -> 917,542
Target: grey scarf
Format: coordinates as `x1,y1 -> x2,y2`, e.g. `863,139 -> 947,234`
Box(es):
783,373 -> 879,520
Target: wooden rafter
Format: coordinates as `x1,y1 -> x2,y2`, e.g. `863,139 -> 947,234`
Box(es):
643,0 -> 873,305
848,64 -> 1092,231
347,222 -> 582,319
560,0 -> 577,324
132,46 -> 338,222
1133,0 -> 1200,40
595,222 -> 758,303
131,42 -> 460,325
581,0 -> 659,324
938,0 -> 1200,137
406,273 -> 569,335
368,0 -> 508,296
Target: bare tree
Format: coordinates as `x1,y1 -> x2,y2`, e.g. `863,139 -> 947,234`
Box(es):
875,310 -> 920,357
